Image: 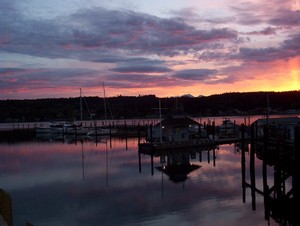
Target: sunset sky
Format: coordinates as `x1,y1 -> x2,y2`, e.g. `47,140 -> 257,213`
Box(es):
1,0 -> 300,99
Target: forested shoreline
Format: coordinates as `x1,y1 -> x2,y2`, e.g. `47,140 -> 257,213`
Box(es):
1,91 -> 300,122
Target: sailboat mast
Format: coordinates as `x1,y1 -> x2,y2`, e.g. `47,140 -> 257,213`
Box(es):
266,94 -> 269,125
103,82 -> 107,125
159,99 -> 162,143
80,88 -> 83,121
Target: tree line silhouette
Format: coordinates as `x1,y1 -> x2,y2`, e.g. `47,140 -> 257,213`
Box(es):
1,91 -> 300,122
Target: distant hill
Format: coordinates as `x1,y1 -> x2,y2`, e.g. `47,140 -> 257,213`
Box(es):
1,91 -> 300,122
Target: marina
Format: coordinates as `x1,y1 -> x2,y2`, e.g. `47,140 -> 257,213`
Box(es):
2,0 -> 300,225
1,114 -> 299,225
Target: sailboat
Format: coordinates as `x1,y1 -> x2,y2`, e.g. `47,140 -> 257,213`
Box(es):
62,88 -> 90,135
87,83 -> 118,136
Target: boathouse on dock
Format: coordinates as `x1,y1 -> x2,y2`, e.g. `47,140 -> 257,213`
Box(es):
148,109 -> 204,142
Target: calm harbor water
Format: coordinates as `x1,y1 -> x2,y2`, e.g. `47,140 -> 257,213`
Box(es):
0,133 -> 290,226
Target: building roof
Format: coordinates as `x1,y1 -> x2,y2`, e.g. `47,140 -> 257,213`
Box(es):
155,110 -> 199,127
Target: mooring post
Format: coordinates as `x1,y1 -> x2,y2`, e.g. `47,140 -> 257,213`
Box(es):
241,125 -> 246,203
262,124 -> 269,220
212,121 -> 215,140
199,150 -> 202,162
249,124 -> 256,210
207,150 -> 210,164
199,123 -> 202,138
138,123 -> 140,145
294,126 -> 300,208
150,124 -> 154,175
138,150 -> 142,173
213,148 -> 216,167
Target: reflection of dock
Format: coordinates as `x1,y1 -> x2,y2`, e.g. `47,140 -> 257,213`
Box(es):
138,139 -> 217,155
138,123 -> 250,180
241,124 -> 299,225
138,142 -> 217,179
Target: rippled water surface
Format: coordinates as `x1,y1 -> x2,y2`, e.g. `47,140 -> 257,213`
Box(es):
0,136 -> 286,226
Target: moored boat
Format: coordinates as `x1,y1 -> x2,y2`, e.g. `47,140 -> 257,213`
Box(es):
63,122 -> 89,135
218,119 -> 236,137
35,121 -> 64,134
87,127 -> 117,136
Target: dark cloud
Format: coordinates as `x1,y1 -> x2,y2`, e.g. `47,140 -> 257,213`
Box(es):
111,58 -> 172,73
237,34 -> 300,62
0,67 -> 100,89
172,69 -> 219,80
112,65 -> 172,73
269,9 -> 300,26
107,73 -> 177,88
0,6 -> 238,60
0,68 -> 28,75
232,1 -> 300,27
65,8 -> 238,57
241,26 -> 279,35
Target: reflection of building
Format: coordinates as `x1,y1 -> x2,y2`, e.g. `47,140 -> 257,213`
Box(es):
156,152 -> 201,183
139,110 -> 218,182
138,144 -> 217,184
241,123 -> 299,225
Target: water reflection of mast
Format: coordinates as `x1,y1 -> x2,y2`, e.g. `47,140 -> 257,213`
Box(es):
160,156 -> 166,198
106,138 -> 109,187
81,140 -> 85,180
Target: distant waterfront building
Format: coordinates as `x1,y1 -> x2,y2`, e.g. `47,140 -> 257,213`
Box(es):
252,116 -> 300,142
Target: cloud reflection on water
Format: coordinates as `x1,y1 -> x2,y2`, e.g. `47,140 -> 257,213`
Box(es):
0,138 -> 273,226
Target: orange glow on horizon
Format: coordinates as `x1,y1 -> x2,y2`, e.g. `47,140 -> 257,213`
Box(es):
2,57 -> 299,99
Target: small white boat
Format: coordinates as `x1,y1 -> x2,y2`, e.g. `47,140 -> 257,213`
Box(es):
87,127 -> 117,136
63,122 -> 89,135
35,121 -> 64,134
49,121 -> 65,134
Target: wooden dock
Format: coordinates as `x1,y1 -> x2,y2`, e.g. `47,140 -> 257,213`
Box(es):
138,136 -> 247,156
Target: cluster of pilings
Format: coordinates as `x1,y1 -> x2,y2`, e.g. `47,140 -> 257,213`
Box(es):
241,124 -> 299,225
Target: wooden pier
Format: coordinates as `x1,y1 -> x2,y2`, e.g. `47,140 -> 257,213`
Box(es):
241,124 -> 299,225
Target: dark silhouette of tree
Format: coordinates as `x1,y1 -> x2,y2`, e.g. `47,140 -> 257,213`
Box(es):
1,91 -> 300,122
